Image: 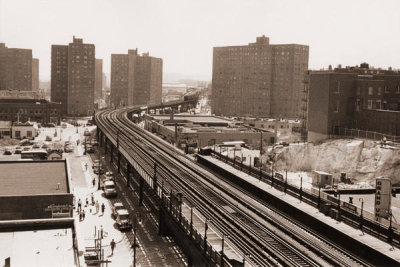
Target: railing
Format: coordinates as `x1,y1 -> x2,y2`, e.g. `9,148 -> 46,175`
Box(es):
208,149 -> 400,248
330,127 -> 400,146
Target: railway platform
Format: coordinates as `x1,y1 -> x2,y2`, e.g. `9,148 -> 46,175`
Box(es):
200,155 -> 400,264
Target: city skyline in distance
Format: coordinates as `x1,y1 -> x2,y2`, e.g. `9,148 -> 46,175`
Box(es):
1,0 -> 400,81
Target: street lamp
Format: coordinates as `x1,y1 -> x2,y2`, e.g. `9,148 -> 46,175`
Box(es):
359,198 -> 364,233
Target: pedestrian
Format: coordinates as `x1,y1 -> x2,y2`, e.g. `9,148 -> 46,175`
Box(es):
92,177 -> 96,187
91,193 -> 95,205
77,199 -> 82,213
101,203 -> 105,215
110,239 -> 116,256
79,210 -> 82,221
100,225 -> 104,239
85,197 -> 89,207
85,163 -> 88,171
95,201 -> 99,214
82,209 -> 86,221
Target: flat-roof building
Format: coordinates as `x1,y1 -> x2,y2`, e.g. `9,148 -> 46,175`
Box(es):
0,43 -> 33,91
0,160 -> 73,220
32,58 -> 39,92
95,58 -> 103,103
211,36 -> 309,119
111,49 -> 162,107
307,63 -> 400,142
51,36 -> 95,116
0,98 -> 62,125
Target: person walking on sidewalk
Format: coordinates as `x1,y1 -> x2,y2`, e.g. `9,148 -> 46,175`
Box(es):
100,225 -> 104,239
77,199 -> 82,213
101,203 -> 105,216
82,209 -> 86,221
95,200 -> 99,214
110,239 -> 116,256
85,163 -> 88,171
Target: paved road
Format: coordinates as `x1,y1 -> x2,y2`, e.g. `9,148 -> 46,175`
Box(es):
91,145 -> 187,267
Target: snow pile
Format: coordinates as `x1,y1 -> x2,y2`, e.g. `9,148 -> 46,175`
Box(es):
272,139 -> 400,186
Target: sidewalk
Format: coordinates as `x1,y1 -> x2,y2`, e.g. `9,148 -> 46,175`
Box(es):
65,125 -> 134,267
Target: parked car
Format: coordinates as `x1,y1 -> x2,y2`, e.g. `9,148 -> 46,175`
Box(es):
41,143 -> 49,149
91,139 -> 98,146
32,143 -> 41,149
14,146 -> 22,154
104,171 -> 114,180
43,123 -> 56,127
61,123 -> 67,128
64,145 -> 74,153
86,144 -> 94,153
19,139 -> 32,146
4,148 -> 12,155
115,209 -> 132,230
23,147 -> 31,151
45,136 -> 52,142
103,180 -> 117,197
92,159 -> 101,169
112,202 -> 125,218
84,128 -> 91,136
94,165 -> 104,175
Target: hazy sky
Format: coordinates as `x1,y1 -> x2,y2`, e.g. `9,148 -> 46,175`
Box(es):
1,0 -> 400,81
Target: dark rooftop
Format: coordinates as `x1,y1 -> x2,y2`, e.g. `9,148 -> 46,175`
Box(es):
0,160 -> 69,196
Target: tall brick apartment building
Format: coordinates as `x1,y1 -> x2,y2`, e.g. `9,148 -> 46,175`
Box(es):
111,49 -> 162,108
32,58 -> 39,91
0,43 -> 32,91
308,63 -> 400,142
51,36 -> 95,116
94,58 -> 103,103
211,36 -> 309,119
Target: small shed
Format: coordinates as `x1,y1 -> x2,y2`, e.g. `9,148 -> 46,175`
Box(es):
0,121 -> 12,138
312,170 -> 333,187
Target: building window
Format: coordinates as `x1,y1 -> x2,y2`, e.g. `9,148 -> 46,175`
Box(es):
378,87 -> 382,95
376,100 -> 382,109
368,87 -> 374,95
397,85 -> 400,94
334,100 -> 339,112
356,86 -> 361,95
384,86 -> 389,93
15,130 -> 21,138
367,100 -> 373,109
356,99 -> 361,112
27,131 -> 32,138
335,81 -> 340,94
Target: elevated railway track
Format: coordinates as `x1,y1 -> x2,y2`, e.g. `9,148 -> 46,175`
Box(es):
95,105 -> 384,266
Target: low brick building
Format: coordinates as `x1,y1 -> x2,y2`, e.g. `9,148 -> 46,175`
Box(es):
0,98 -> 62,124
307,63 -> 400,142
0,160 -> 73,220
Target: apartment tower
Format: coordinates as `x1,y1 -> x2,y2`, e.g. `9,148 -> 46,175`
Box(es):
51,36 -> 95,116
32,58 -> 39,91
95,59 -> 103,103
211,36 -> 309,119
0,43 -> 33,91
111,49 -> 162,107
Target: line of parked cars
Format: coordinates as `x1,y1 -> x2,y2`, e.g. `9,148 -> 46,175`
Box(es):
3,139 -> 53,155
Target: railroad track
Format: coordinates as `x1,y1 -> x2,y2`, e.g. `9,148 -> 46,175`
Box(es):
96,107 -> 372,267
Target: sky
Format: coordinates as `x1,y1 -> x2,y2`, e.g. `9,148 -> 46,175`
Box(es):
1,0 -> 400,81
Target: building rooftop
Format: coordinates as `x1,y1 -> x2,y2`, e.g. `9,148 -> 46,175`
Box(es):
0,121 -> 12,129
0,160 -> 69,196
0,228 -> 75,267
152,115 -> 231,124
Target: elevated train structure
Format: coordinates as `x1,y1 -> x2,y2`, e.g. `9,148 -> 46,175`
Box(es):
95,102 -> 397,266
